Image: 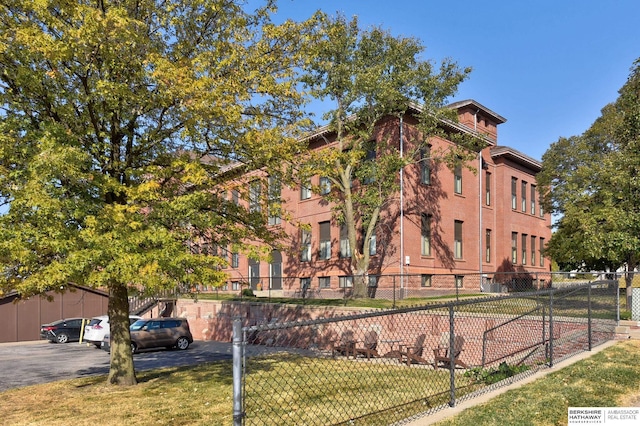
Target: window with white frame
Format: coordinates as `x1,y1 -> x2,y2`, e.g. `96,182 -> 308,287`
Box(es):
531,185 -> 536,215
454,220 -> 463,259
521,181 -> 527,212
300,180 -> 311,200
339,276 -> 353,288
421,274 -> 432,287
421,213 -> 432,256
318,276 -> 331,288
420,146 -> 431,185
368,275 -> 378,287
300,228 -> 311,262
454,164 -> 462,194
511,177 -> 517,210
319,176 -> 331,195
531,235 -> 536,266
521,233 -> 527,265
319,221 -> 331,260
268,176 -> 281,225
339,224 -> 351,258
249,180 -> 261,213
455,275 -> 464,288
512,232 -> 518,264
485,229 -> 491,263
485,171 -> 491,206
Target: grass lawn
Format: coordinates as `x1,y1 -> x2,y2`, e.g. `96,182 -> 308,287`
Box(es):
1,341 -> 640,425
433,340 -> 640,426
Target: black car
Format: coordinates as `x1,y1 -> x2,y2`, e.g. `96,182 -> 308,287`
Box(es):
40,318 -> 88,344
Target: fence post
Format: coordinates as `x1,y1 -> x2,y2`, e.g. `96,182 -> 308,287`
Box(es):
232,317 -> 244,426
392,275 -> 397,309
448,304 -> 456,407
588,283 -> 592,351
549,291 -> 555,368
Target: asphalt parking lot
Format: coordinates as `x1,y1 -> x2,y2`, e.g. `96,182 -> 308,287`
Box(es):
0,340 -> 233,392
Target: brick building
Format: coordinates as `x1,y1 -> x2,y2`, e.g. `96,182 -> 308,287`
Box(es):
213,100 -> 551,296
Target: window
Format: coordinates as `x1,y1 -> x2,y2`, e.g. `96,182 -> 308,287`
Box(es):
455,275 -> 464,288
300,277 -> 311,291
454,164 -> 462,194
339,276 -> 353,288
232,281 -> 240,291
339,224 -> 351,258
222,283 -> 228,291
369,233 -> 377,256
319,176 -> 331,195
268,176 -> 281,225
540,197 -> 545,218
231,189 -> 239,205
231,252 -> 239,269
511,232 -> 518,264
521,181 -> 527,212
485,171 -> 491,206
531,185 -> 536,215
300,180 -> 311,200
540,237 -> 545,266
421,213 -> 432,256
420,146 -> 431,185
249,180 -> 261,213
454,220 -> 463,259
511,177 -> 517,210
363,141 -> 376,184
300,228 -> 311,262
318,276 -> 331,288
421,274 -> 432,287
531,235 -> 536,266
485,229 -> 491,263
521,234 -> 527,265
368,276 -> 378,288
319,221 -> 331,260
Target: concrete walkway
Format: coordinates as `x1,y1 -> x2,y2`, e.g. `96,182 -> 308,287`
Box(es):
404,321 -> 640,425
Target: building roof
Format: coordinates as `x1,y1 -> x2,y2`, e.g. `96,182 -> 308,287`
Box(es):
446,99 -> 507,124
303,99 -> 502,145
491,146 -> 542,171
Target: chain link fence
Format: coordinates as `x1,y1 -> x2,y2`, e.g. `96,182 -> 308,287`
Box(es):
232,280 -> 619,426
207,272 -> 623,305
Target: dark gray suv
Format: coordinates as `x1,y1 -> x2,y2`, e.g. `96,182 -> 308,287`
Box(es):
128,317 -> 193,353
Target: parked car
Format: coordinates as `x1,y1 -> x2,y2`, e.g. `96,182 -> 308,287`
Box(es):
40,318 -> 88,344
83,315 -> 141,348
101,318 -> 193,353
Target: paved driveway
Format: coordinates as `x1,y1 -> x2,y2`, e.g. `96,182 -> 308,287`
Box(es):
0,340 -> 233,392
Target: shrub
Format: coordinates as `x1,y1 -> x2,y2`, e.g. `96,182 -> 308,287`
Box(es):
464,362 -> 530,385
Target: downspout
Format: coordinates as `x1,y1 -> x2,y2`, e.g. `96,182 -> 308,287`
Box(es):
474,110 -> 484,288
399,115 -> 404,292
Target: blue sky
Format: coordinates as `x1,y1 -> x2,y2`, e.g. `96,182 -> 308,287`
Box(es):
274,0 -> 640,162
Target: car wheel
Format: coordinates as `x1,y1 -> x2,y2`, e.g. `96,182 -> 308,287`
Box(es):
131,343 -> 138,354
56,333 -> 69,344
176,337 -> 190,350
93,343 -> 101,349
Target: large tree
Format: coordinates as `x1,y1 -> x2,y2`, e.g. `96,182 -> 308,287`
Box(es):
538,59 -> 640,278
0,0 -> 317,385
301,15 -> 476,298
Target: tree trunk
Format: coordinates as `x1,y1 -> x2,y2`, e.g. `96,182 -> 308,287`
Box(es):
353,271 -> 368,299
107,282 -> 137,386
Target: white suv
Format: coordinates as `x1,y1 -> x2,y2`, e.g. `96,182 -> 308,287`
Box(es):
83,315 -> 142,348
